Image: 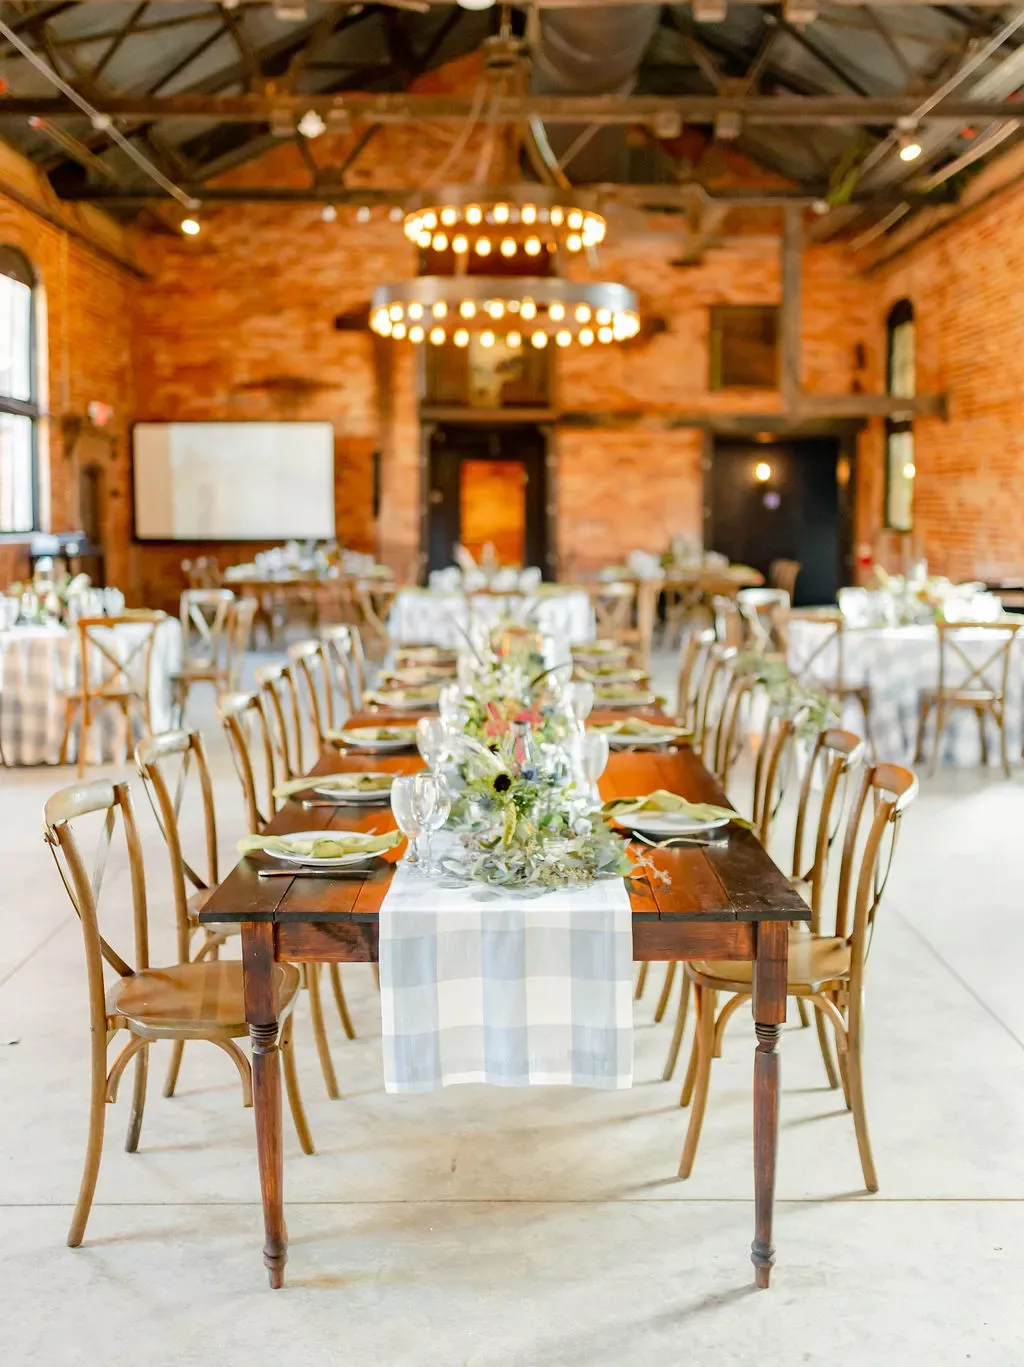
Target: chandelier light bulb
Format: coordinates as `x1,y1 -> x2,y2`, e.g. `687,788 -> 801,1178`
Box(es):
521,204 -> 537,224
388,303 -> 403,321
407,302 -> 423,320
555,330 -> 572,347
475,237 -> 492,256
432,300 -> 447,318
899,138 -> 922,162
567,210 -> 584,230
549,303 -> 565,322
566,233 -> 583,253
466,205 -> 483,225
459,300 -> 476,318
432,232 -> 448,251
422,211 -> 438,230
520,299 -> 537,321
550,207 -> 564,226
321,204 -> 337,223
524,237 -> 541,256
506,331 -> 522,348
429,327 -> 446,345
417,230 -> 432,249
408,325 -> 425,343
454,328 -> 469,347
579,328 -> 594,346
531,330 -> 548,349
452,235 -> 469,254
488,300 -> 505,318
575,304 -> 591,323
500,237 -> 516,257
597,326 -> 613,343
440,206 -> 457,226
180,217 -> 201,236
596,308 -> 612,325
493,203 -> 509,224
392,322 -> 407,340
405,217 -> 422,239
480,330 -> 495,348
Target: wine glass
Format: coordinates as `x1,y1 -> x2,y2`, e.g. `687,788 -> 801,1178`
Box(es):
412,772 -> 451,873
390,774 -> 423,868
439,682 -> 462,728
582,730 -> 610,804
567,680 -> 595,722
416,716 -> 448,771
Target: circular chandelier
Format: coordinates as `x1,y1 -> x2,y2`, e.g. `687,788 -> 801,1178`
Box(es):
402,185 -> 606,260
370,277 -> 640,349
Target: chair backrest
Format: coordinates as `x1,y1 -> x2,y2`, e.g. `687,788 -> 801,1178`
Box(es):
589,581 -> 637,637
315,576 -> 360,628
936,620 -> 1020,699
693,644 -> 736,760
321,622 -> 365,710
750,705 -> 799,847
217,690 -> 284,834
288,638 -> 336,749
711,667 -> 756,787
179,588 -> 235,667
792,727 -> 866,926
353,581 -> 398,659
225,596 -> 257,689
44,780 -> 149,1033
254,662 -> 304,780
769,558 -> 801,599
181,555 -> 221,590
737,588 -> 791,653
789,608 -> 849,690
835,761 -> 918,1018
710,595 -> 743,648
76,613 -> 166,707
675,628 -> 715,728
135,729 -> 218,960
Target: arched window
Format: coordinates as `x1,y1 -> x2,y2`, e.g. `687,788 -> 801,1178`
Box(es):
0,246 -> 39,533
885,299 -> 915,533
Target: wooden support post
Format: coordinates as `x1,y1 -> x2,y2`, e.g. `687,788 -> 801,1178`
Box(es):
780,203 -> 803,416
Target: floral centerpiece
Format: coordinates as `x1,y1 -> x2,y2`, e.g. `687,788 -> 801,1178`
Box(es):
733,649 -> 837,738
8,568 -> 94,626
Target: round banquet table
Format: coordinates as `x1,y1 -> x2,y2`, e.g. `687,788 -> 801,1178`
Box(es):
787,617 -> 1024,766
0,618 -> 183,767
388,588 -> 595,654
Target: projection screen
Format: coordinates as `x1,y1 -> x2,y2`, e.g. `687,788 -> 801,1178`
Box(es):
132,422 -> 335,541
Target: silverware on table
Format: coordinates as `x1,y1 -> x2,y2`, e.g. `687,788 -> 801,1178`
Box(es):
629,830 -> 728,850
257,868 -> 371,880
301,799 -> 390,809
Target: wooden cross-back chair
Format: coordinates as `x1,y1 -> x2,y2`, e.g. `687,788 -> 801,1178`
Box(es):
289,638 -> 339,753
914,619 -> 1021,777
352,580 -> 397,660
59,612 -> 166,775
674,628 -> 715,731
675,760 -> 917,1191
692,644 -> 737,761
737,587 -> 790,655
710,594 -> 744,649
322,622 -> 366,712
588,580 -> 660,671
181,555 -> 221,590
254,660 -> 305,781
790,608 -> 873,752
43,779 -> 312,1248
171,589 -> 252,724
217,690 -> 357,1098
769,558 -> 801,600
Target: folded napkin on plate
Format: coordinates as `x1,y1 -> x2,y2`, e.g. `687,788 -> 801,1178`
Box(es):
592,718 -> 690,738
595,682 -> 654,698
238,830 -> 403,859
602,790 -> 751,828
272,772 -> 394,800
364,684 -> 440,705
578,666 -> 648,682
326,725 -> 416,744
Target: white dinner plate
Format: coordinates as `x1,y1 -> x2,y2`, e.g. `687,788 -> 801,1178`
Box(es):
613,811 -> 729,836
595,690 -> 657,710
333,727 -> 417,751
269,831 -> 383,868
605,730 -> 677,750
312,774 -> 394,803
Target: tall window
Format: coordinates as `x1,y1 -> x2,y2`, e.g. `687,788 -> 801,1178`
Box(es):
885,299 -> 915,532
0,247 -> 38,533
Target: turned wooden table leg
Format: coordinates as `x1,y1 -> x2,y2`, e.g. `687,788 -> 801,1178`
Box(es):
751,919 -> 787,1290
243,921 -> 287,1289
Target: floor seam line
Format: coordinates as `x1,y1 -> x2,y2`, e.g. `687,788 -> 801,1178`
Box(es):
0,911 -> 75,993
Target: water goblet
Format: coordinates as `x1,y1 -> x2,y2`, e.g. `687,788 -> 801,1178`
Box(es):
567,680 -> 595,722
390,774 -> 424,868
416,716 -> 448,771
582,730 -> 610,805
412,771 -> 451,873
439,681 -> 462,728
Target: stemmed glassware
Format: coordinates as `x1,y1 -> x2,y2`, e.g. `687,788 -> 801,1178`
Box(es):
416,716 -> 448,771
566,680 -> 595,723
391,771 -> 451,873
581,731 -> 610,805
390,775 -> 423,868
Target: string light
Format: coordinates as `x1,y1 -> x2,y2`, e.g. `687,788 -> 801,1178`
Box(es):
454,328 -> 469,346
480,330 -> 495,348
506,331 -> 522,348
452,235 -> 469,254
429,327 -> 446,345
531,330 -> 548,348
500,237 -> 516,257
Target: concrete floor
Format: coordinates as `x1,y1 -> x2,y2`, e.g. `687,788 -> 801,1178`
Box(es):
2,652 -> 1023,1366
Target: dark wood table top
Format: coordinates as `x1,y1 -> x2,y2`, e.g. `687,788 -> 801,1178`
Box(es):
201,708 -> 809,929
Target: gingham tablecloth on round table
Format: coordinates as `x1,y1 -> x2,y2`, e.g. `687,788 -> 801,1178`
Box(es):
388,589 -> 596,652
0,618 -> 183,766
788,619 -> 1024,766
378,846 -> 634,1093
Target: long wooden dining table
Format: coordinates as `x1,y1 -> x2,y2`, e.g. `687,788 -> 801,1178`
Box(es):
201,707 -> 809,1290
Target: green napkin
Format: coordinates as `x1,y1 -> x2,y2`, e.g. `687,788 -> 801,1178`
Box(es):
602,790 -> 751,828
574,640 -> 627,657
272,773 -> 394,800
327,726 -> 417,745
364,684 -> 440,705
595,682 -> 654,699
578,666 -> 648,682
239,830 -> 403,859
592,718 -> 690,739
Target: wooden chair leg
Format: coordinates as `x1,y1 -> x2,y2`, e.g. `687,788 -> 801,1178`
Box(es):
305,964 -> 340,1100
812,1001 -> 841,1090
163,1039 -> 185,1098
678,986 -> 717,1178
858,689 -> 874,756
976,705 -> 989,767
68,1032 -> 107,1248
998,708 -> 1012,779
913,696 -> 929,765
796,999 -> 811,1029
662,973 -> 690,1081
680,996 -> 701,1107
929,702 -> 947,776
328,964 -> 357,1040
634,961 -> 649,1000
845,1036 -> 878,1192
372,962 -> 380,990
59,699 -> 76,767
281,1017 -> 315,1156
654,961 -> 677,1023
211,1038 -> 253,1107
124,1042 -> 149,1154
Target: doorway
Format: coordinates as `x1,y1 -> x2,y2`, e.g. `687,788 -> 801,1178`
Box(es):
426,425 -> 548,574
706,437 -> 852,605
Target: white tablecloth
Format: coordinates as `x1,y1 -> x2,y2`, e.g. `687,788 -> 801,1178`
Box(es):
388,589 -> 596,651
379,842 -> 633,1093
788,619 -> 1024,766
0,619 -> 183,766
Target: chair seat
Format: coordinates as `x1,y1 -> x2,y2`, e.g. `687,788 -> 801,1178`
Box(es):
920,687 -> 998,705
691,930 -> 850,995
107,960 -> 300,1037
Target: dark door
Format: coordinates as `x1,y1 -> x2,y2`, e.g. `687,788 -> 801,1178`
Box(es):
427,425 -> 548,575
706,438 -> 846,606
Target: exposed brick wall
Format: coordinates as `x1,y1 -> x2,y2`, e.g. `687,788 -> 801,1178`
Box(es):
0,150 -> 137,593
856,158 -> 1024,582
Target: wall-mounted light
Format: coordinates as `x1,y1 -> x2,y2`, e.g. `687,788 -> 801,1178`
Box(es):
898,137 -> 922,163
902,461 -> 917,479
180,216 -> 200,236
754,461 -> 772,483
